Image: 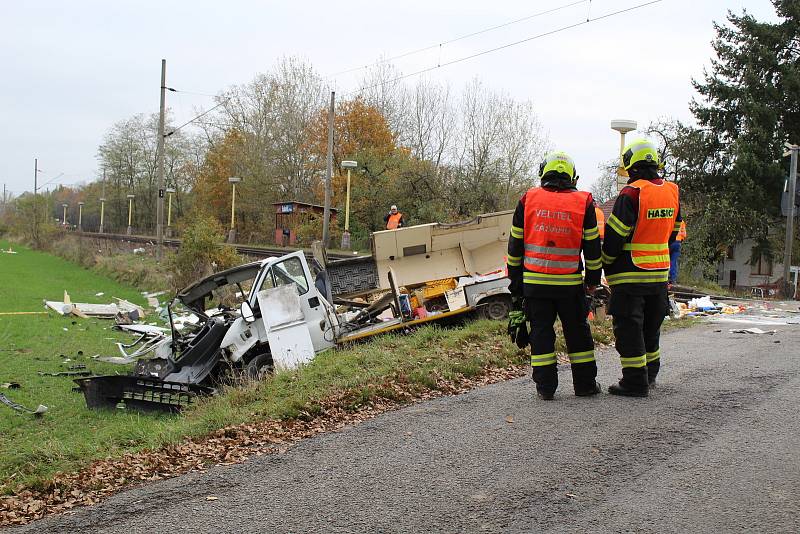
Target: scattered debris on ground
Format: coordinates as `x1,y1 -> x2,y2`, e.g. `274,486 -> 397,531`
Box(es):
37,371 -> 93,377
729,327 -> 777,335
0,393 -> 47,417
44,291 -> 144,320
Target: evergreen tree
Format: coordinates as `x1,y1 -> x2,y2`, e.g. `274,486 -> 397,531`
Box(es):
676,1 -> 800,274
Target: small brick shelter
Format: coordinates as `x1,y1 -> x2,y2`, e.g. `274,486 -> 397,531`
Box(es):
273,201 -> 337,246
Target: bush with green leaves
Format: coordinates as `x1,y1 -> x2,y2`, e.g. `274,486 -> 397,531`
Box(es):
170,214 -> 241,289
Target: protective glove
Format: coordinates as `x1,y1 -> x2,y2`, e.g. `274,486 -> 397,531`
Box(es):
507,310 -> 529,348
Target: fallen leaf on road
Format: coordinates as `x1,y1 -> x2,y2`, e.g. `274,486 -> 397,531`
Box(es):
505,415 -> 514,424
206,496 -> 218,501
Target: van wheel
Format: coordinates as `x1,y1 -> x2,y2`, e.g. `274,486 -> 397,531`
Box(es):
244,352 -> 273,380
480,295 -> 512,321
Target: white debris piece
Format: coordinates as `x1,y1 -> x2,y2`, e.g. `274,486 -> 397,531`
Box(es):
44,297 -> 145,319
688,296 -> 715,309
116,324 -> 168,335
45,301 -> 74,315
729,327 -> 777,335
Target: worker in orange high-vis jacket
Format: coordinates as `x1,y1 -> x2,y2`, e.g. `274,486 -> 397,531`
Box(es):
506,151 -> 603,400
669,220 -> 687,284
384,205 -> 405,230
594,201 -> 606,241
602,139 -> 681,397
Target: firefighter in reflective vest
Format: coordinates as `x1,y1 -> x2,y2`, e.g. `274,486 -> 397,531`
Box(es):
602,139 -> 682,397
506,151 -> 603,400
669,221 -> 687,284
594,201 -> 606,241
384,205 -> 405,230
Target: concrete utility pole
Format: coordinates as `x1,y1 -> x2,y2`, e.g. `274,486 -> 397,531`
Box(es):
782,143 -> 798,298
322,90 -> 335,248
155,59 -> 167,261
33,158 -> 38,242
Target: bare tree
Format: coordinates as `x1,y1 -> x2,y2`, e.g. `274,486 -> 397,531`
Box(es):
589,159 -> 620,204
402,78 -> 455,168
498,99 -> 548,209
358,60 -> 408,136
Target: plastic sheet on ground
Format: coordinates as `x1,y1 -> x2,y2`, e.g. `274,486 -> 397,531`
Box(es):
729,327 -> 777,335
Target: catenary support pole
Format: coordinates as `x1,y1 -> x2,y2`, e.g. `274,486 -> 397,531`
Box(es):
155,59 -> 167,261
782,145 -> 798,298
322,91 -> 335,248
33,158 -> 38,243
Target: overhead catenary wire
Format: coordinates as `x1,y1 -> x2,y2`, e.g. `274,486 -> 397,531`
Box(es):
354,0 -> 664,95
165,99 -> 230,137
328,0 -> 590,78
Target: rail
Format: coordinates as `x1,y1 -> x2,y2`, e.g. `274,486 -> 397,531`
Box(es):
75,231 -> 359,261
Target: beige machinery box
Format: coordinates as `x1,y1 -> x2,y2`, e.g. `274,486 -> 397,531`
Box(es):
371,210 -> 512,289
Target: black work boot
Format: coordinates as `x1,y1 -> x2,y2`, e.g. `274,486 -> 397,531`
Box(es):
647,361 -> 660,388
608,382 -> 649,398
574,381 -> 602,397
532,364 -> 557,401
537,388 -> 555,400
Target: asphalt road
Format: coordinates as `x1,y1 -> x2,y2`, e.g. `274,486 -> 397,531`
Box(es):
12,314 -> 800,534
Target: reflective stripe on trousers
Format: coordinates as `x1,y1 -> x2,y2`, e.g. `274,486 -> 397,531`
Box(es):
620,355 -> 647,368
531,352 -> 557,366
568,350 -> 595,364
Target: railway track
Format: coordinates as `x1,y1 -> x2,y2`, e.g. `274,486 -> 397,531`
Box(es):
76,231 -> 359,261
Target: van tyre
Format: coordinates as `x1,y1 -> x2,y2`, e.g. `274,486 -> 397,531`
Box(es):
244,352 -> 273,380
480,295 -> 512,321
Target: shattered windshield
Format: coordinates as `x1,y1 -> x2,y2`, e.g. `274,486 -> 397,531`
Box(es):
255,257 -> 309,298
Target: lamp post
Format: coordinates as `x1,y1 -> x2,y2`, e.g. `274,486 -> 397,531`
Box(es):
61,203 -> 68,226
126,194 -> 135,235
611,119 -> 637,192
77,202 -> 84,231
340,160 -> 357,249
165,188 -> 176,237
228,177 -> 241,243
99,197 -> 106,233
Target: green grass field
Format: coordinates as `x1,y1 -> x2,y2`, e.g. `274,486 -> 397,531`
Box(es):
0,239 -> 164,490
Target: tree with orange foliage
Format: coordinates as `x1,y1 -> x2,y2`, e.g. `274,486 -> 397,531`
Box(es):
192,129 -> 246,223
306,98 -> 411,242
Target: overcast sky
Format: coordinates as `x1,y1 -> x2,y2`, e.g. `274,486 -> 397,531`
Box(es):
0,0 -> 780,199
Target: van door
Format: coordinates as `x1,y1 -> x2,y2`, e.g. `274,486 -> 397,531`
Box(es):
250,252 -> 335,352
